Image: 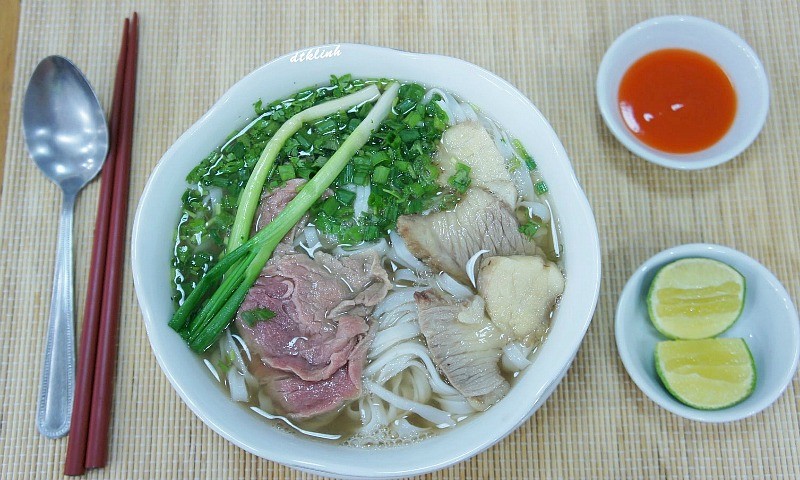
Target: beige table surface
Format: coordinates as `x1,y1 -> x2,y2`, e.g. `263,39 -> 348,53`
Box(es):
1,1 -> 798,478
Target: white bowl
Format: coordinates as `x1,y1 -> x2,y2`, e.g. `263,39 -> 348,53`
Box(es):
132,44 -> 601,478
596,15 -> 770,170
615,243 -> 800,422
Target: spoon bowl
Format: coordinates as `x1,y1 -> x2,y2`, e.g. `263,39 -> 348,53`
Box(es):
23,55 -> 108,438
24,56 -> 108,193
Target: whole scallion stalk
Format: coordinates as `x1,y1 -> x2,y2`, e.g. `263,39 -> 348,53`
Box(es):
169,82 -> 401,352
227,84 -> 381,252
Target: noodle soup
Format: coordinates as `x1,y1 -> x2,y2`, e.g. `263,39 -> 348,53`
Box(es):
170,75 -> 564,446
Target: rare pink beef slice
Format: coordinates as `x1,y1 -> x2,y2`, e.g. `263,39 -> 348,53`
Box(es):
249,178 -> 307,256
235,250 -> 389,417
255,325 -> 374,419
253,178 -> 305,233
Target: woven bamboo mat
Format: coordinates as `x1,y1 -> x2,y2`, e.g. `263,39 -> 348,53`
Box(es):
1,0 -> 798,478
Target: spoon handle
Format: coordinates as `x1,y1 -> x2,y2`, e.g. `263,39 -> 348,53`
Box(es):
37,191 -> 77,438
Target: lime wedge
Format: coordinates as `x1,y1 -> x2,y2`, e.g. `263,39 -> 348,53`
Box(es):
655,338 -> 756,410
647,257 -> 745,339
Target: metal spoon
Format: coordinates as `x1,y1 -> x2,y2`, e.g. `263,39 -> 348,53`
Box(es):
23,56 -> 109,438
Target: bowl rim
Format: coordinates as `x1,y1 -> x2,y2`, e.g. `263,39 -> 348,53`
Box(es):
614,243 -> 800,423
596,15 -> 770,170
132,43 -> 602,477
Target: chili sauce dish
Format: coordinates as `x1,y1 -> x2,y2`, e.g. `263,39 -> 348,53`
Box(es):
596,15 -> 769,170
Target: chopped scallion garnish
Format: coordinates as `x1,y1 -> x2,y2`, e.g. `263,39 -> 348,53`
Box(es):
372,165 -> 390,184
448,162 -> 472,193
241,308 -> 277,327
512,138 -> 537,170
519,221 -> 540,239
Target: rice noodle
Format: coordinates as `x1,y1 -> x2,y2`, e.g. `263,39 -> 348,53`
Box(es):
372,288 -> 424,318
227,369 -> 249,402
203,186 -> 223,209
375,308 -> 417,331
251,406 -> 341,440
423,88 -> 460,126
365,341 -> 459,396
545,198 -> 561,257
219,330 -> 257,401
465,249 -> 489,288
203,359 -> 221,382
359,394 -> 387,433
369,322 -> 421,358
298,224 -> 323,256
224,330 -> 248,373
392,417 -> 430,438
479,115 -> 516,160
387,231 -> 429,272
365,380 -> 455,427
501,342 -> 534,372
422,87 -> 447,105
392,268 -> 421,284
370,353 -> 414,382
353,184 -> 370,219
519,200 -> 551,223
436,272 -> 473,300
460,102 -> 480,122
333,238 -> 388,258
408,362 -> 433,403
436,395 -> 478,415
510,166 -> 536,203
231,333 -> 251,362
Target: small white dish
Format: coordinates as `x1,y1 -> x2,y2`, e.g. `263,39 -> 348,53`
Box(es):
615,243 -> 799,422
596,15 -> 770,170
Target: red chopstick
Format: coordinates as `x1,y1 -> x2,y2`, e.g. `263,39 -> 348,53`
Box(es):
64,17 -> 129,477
85,12 -> 139,469
63,13 -> 139,475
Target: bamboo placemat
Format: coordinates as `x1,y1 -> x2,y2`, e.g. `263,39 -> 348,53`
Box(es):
1,1 -> 798,478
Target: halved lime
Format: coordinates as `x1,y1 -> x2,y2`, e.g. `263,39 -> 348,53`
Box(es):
655,338 -> 756,410
647,257 -> 745,339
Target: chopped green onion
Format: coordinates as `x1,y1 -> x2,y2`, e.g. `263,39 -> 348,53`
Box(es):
404,111 -> 423,127
334,188 -> 356,205
370,151 -> 390,166
398,128 -> 420,143
353,172 -> 369,186
394,98 -> 416,115
395,160 -> 410,172
512,138 -> 537,170
241,308 -> 277,327
519,221 -> 540,239
321,196 -> 340,216
315,117 -> 339,135
535,180 -> 549,196
278,163 -> 296,181
372,165 -> 390,184
399,83 -> 426,102
448,162 -> 472,193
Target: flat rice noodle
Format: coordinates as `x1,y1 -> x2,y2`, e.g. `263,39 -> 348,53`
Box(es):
369,321 -> 421,358
365,341 -> 459,396
364,380 -> 455,427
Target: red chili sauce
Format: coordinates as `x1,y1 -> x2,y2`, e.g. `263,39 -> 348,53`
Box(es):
618,48 -> 737,154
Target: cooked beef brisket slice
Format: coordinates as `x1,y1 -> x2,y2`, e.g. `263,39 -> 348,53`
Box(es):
397,188 -> 539,284
414,289 -> 509,410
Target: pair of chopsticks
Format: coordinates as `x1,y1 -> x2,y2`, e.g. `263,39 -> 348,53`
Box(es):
64,13 -> 139,476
